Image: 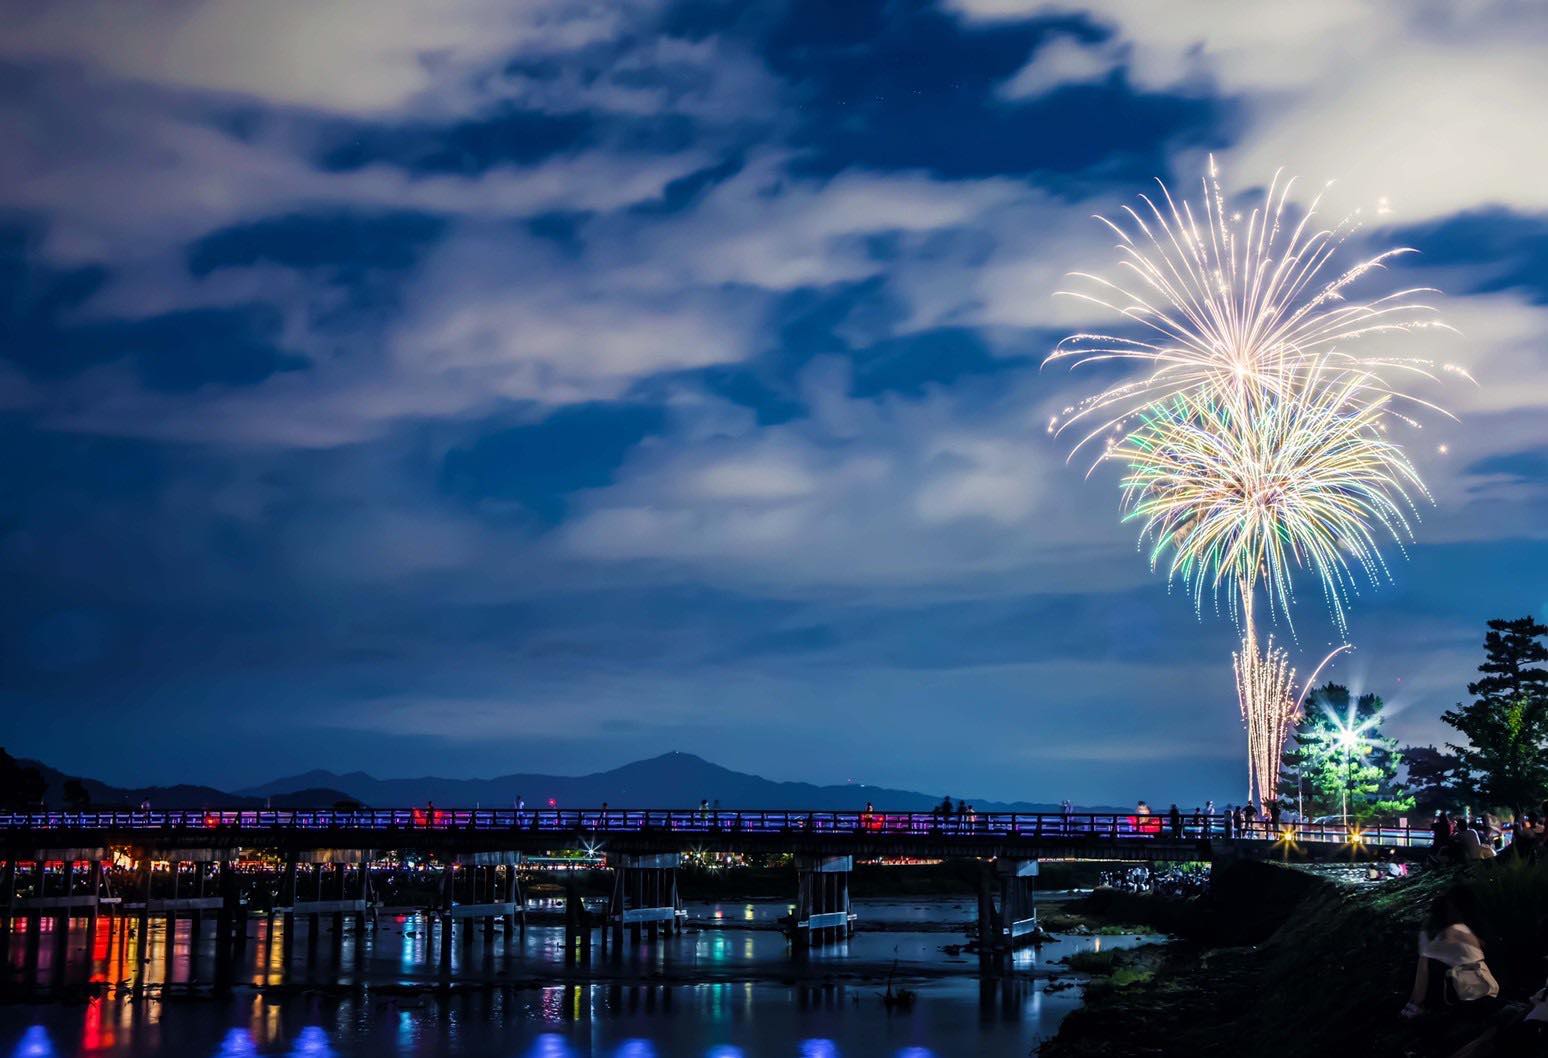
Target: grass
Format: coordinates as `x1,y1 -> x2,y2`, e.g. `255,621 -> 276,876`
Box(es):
1041,857 -> 1548,1058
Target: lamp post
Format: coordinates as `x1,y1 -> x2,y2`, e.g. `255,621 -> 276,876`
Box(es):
1336,728 -> 1361,829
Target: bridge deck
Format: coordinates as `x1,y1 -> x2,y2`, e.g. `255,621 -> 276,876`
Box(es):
0,809 -> 1430,862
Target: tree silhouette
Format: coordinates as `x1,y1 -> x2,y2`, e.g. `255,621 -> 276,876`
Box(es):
0,748 -> 46,810
1400,745 -> 1465,815
62,778 -> 91,810
1443,616 -> 1548,812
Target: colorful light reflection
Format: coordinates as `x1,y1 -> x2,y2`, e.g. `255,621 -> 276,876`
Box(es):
12,1027 -> 54,1058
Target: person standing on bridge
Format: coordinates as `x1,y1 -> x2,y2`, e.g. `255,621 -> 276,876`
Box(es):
1168,804 -> 1183,839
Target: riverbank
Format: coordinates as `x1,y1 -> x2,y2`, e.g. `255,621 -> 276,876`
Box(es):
1042,858 -> 1548,1058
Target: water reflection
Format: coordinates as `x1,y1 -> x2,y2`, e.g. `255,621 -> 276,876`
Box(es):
12,1026 -> 54,1058
0,899 -> 1152,1058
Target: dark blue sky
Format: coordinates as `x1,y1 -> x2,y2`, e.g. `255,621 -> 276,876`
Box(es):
0,0 -> 1544,804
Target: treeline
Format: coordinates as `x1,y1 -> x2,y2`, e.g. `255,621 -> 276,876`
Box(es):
1278,615 -> 1548,821
0,749 -> 92,811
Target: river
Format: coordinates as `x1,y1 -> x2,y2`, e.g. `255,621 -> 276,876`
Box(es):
0,897 -> 1152,1057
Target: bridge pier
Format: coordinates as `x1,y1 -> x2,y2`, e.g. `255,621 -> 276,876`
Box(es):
978,858 -> 1038,972
792,855 -> 853,950
448,852 -> 522,955
564,876 -> 592,964
608,852 -> 683,945
0,857 -> 16,965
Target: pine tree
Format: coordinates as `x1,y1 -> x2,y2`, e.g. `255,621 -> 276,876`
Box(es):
1400,745 -> 1465,815
1278,683 -> 1413,821
1442,616 -> 1548,812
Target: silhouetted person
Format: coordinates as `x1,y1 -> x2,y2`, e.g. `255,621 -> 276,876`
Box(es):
1269,801 -> 1282,828
1168,803 -> 1183,839
1232,805 -> 1244,837
1430,811 -> 1455,860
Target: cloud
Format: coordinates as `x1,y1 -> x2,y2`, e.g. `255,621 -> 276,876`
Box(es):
0,0 -> 638,117
956,0 -> 1548,220
999,34 -> 1123,99
558,362 -> 1142,595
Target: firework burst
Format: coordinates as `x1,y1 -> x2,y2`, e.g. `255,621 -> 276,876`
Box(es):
1115,366 -> 1429,635
1049,159 -> 1461,806
1046,157 -> 1467,462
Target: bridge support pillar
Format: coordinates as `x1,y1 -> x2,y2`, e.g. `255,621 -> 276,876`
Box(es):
0,857 -> 15,965
22,859 -> 42,981
792,855 -> 853,950
214,859 -> 237,995
437,862 -> 454,976
608,852 -> 683,945
135,854 -> 151,977
979,859 -> 1038,973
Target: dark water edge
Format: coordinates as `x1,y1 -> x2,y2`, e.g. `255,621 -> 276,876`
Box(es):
0,898 -> 1155,1058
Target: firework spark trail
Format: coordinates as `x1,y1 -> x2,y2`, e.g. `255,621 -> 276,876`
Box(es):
1046,160 -> 1468,464
1048,159 -> 1462,806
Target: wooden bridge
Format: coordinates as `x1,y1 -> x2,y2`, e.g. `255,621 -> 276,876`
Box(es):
0,807 -> 1430,985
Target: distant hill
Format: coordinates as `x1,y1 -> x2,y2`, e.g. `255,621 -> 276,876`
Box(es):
13,749 -> 1118,812
240,751 -> 1096,812
17,758 -> 357,810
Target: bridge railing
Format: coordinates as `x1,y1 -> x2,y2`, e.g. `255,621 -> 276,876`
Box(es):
0,809 -> 1431,847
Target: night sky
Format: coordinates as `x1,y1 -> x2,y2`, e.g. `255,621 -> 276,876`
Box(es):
1,0 -> 1545,806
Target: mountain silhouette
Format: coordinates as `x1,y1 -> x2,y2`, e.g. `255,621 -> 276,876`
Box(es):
14,750 -> 1112,811
239,751 -> 1084,811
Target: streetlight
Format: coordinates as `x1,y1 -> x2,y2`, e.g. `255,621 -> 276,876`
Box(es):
1336,727 -> 1362,828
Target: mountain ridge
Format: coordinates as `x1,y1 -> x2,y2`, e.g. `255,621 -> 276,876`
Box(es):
14,750 -> 1122,812
239,751 -> 1112,812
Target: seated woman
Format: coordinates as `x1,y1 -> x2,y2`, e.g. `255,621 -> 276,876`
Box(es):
1402,888 -> 1499,1019
1457,828 -> 1497,861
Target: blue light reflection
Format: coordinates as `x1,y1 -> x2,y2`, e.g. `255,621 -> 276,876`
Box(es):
214,1028 -> 258,1057
527,1033 -> 575,1058
12,1027 -> 53,1058
289,1026 -> 335,1057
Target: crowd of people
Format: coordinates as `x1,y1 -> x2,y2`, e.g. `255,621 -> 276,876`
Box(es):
1097,863 -> 1210,899
1428,800 -> 1548,863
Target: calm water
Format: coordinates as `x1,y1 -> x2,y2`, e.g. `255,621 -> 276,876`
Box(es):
0,898 -> 1150,1058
